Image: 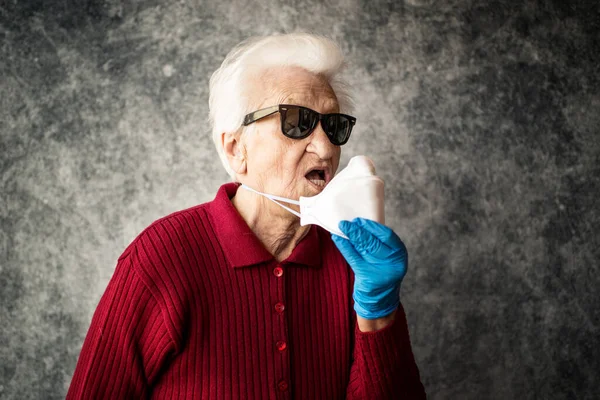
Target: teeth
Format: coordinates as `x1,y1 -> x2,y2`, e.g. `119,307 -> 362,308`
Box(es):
308,179 -> 326,187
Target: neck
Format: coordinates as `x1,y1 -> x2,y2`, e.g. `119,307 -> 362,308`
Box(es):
231,185 -> 310,262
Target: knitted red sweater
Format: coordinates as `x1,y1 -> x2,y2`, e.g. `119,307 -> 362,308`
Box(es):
66,182 -> 425,399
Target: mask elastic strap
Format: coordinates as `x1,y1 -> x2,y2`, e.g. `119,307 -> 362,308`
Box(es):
240,184 -> 302,218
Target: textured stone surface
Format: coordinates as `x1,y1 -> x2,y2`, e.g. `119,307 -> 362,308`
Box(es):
1,0 -> 599,398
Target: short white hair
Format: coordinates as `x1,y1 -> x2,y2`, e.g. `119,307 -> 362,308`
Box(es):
208,32 -> 354,180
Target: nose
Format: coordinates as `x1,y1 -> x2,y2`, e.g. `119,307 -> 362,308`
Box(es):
306,122 -> 338,159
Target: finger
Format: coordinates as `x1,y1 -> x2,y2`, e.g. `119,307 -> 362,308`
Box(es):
355,219 -> 408,265
353,218 -> 394,242
355,218 -> 404,249
338,220 -> 383,255
331,233 -> 363,261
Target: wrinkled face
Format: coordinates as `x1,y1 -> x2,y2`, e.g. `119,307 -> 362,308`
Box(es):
241,67 -> 342,201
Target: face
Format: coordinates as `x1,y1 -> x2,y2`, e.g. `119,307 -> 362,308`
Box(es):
239,67 -> 342,202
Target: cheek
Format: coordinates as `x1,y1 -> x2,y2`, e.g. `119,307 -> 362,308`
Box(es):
279,141 -> 305,177
263,141 -> 307,186
248,129 -> 294,176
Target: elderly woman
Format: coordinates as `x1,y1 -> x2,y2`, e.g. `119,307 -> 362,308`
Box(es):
67,33 -> 425,399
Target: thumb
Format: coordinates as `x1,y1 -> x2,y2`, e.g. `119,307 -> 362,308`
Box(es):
331,233 -> 363,263
339,220 -> 382,256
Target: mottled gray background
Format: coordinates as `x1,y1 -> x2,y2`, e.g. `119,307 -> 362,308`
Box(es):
1,0 -> 599,399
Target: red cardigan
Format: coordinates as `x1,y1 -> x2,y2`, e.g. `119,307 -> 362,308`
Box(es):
67,182 -> 425,399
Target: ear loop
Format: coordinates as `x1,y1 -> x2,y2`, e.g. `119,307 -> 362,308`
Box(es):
240,184 -> 302,218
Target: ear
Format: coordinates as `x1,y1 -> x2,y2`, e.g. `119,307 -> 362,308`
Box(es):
222,131 -> 247,176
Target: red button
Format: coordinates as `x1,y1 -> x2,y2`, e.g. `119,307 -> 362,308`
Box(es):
274,302 -> 285,313
278,380 -> 288,391
273,266 -> 283,277
276,340 -> 287,351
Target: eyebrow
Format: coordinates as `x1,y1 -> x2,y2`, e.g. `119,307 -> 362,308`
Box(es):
280,96 -> 339,113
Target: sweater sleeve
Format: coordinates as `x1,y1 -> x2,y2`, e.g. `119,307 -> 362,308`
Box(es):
346,303 -> 427,400
66,251 -> 177,399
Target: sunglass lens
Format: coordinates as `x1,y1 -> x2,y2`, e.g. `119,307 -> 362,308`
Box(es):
324,115 -> 352,145
282,107 -> 317,138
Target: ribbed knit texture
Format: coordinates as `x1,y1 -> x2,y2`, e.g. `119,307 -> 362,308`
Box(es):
67,183 -> 426,399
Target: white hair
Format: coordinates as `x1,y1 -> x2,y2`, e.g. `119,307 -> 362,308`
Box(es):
208,32 -> 354,180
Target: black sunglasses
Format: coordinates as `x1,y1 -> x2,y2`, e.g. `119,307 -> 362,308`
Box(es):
242,104 -> 356,146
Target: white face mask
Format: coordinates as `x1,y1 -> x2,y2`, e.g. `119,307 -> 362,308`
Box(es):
240,155 -> 385,239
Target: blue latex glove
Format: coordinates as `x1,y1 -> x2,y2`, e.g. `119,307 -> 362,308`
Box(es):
331,218 -> 408,319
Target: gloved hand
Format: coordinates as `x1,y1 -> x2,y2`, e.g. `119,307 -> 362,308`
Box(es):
331,218 -> 408,320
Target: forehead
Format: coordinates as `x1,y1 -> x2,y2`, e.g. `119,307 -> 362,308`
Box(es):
255,66 -> 339,113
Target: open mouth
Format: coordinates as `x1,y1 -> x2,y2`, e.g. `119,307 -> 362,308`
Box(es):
305,168 -> 327,188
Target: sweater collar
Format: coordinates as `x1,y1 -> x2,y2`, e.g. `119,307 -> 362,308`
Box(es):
208,182 -> 322,269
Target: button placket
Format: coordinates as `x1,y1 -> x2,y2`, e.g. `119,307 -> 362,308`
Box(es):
271,262 -> 291,399
274,302 -> 285,313
276,340 -> 287,352
273,266 -> 284,277
278,379 -> 289,392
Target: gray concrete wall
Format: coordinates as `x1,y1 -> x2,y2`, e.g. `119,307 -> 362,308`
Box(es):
1,0 -> 598,398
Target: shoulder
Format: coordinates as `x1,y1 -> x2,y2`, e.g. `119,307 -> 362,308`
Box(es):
118,183 -> 237,263
113,202 -> 217,342
115,201 -> 219,308
119,202 -> 213,263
